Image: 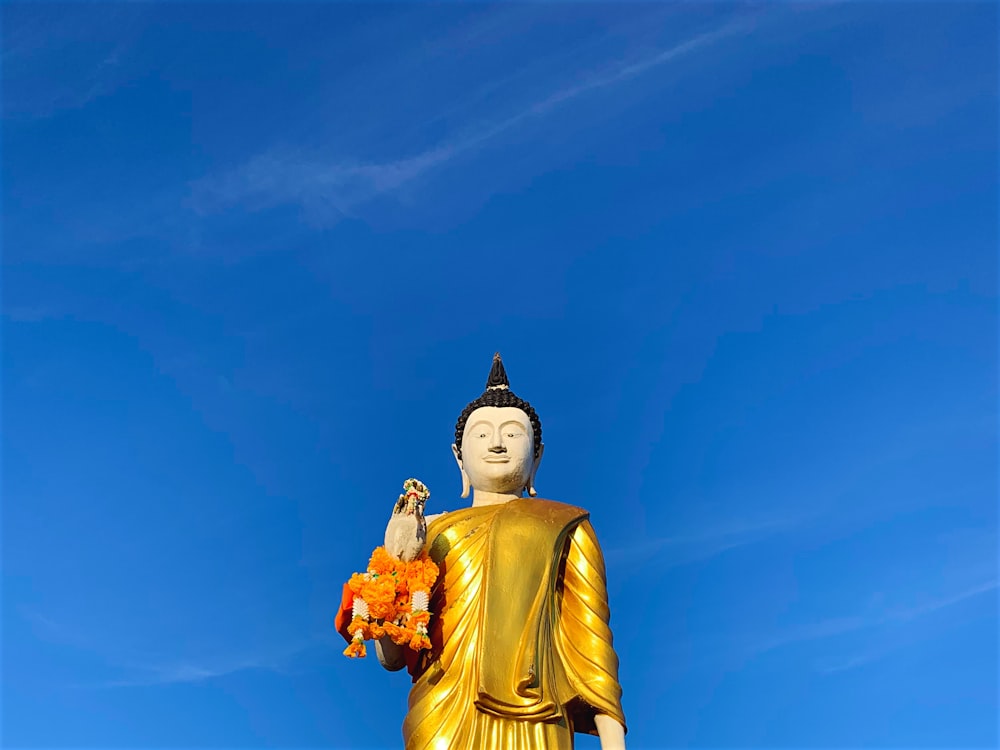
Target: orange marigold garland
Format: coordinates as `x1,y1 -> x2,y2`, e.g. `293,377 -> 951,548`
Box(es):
340,479 -> 439,659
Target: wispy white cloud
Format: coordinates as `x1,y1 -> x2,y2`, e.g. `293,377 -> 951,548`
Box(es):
755,579 -> 998,661
815,646 -> 900,675
605,513 -> 801,569
813,581 -> 999,674
190,17 -> 756,224
2,4 -> 149,120
68,640 -> 322,690
190,144 -> 457,224
90,658 -> 282,689
18,605 -> 91,648
85,635 -> 340,688
18,606 -> 317,690
892,580 -> 998,621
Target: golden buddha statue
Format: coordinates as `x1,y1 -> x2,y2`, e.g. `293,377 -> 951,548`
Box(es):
341,354 -> 626,749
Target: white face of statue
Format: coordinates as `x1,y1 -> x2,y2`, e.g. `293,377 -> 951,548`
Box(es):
453,406 -> 539,496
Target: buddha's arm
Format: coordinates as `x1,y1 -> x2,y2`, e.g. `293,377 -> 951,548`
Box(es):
595,714 -> 627,750
557,519 -> 628,735
375,636 -> 406,672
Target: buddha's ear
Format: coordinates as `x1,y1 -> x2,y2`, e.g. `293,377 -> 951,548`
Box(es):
452,443 -> 471,499
526,443 -> 544,497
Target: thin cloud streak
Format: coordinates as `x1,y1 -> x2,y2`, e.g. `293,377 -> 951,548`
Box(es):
190,18 -> 755,223
87,635 -> 341,689
18,605 -> 92,649
605,514 -> 800,569
19,606 -> 316,690
439,18 -> 753,156
75,639 -> 322,690
894,580 -> 999,621
756,579 -> 998,655
2,4 -> 149,120
813,582 -> 999,674
89,659 -> 277,689
816,648 -> 898,674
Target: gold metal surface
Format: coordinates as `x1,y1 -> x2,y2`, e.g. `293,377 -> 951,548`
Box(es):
402,498 -> 625,749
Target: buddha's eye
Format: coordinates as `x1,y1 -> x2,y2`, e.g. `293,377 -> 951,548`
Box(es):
478,432 -> 487,438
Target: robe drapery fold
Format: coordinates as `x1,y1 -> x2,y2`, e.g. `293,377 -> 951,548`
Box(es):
401,498 -> 625,750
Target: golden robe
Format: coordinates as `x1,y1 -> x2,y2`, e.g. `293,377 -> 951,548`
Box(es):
402,498 -> 626,749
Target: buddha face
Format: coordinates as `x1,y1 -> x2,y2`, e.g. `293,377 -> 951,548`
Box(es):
454,406 -> 539,496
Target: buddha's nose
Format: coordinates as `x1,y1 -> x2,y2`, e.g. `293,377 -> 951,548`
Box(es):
489,435 -> 506,452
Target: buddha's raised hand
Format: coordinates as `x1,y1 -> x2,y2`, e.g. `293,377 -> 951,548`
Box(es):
383,478 -> 429,562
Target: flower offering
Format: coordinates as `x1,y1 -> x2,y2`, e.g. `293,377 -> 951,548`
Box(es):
341,479 -> 439,658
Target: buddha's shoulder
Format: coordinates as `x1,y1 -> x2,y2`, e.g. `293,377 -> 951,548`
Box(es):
519,497 -> 590,522
427,498 -> 589,529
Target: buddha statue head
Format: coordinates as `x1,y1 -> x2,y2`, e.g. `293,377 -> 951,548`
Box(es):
452,353 -> 544,499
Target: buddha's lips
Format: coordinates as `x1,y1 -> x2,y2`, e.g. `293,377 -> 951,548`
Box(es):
482,456 -> 510,463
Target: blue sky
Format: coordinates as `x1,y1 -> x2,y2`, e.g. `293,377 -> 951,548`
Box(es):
2,2 -> 997,748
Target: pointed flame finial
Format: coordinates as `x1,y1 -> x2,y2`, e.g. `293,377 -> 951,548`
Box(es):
485,352 -> 510,391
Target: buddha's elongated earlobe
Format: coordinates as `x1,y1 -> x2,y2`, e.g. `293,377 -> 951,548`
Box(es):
452,444 -> 471,499
526,444 -> 544,497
